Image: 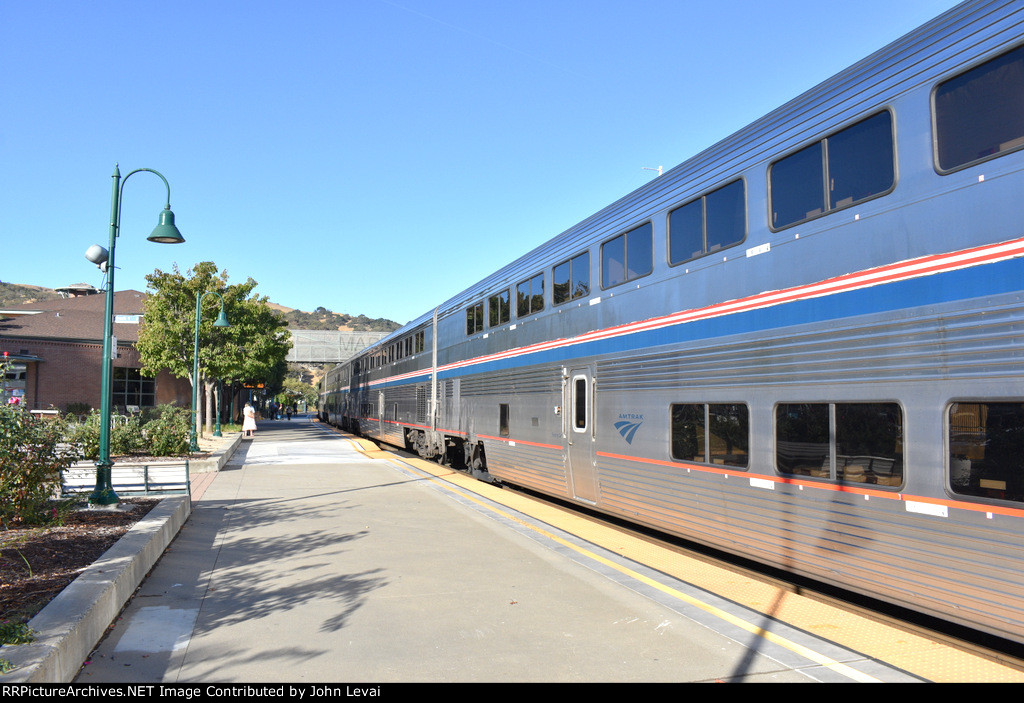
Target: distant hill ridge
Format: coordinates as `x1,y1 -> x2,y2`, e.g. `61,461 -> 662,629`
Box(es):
0,282 -> 399,333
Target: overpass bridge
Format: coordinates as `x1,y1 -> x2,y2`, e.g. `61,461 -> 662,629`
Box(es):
286,330 -> 389,364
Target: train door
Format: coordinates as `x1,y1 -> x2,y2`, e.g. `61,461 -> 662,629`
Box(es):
566,367 -> 600,504
378,391 -> 385,437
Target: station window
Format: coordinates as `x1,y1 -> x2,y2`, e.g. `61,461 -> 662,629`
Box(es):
770,111 -> 894,229
516,273 -> 545,317
775,402 -> 903,485
466,301 -> 484,335
669,180 -> 746,265
935,45 -> 1024,172
553,251 -> 590,305
670,403 -> 749,468
602,222 -> 653,288
949,402 -> 1024,503
489,289 -> 510,327
112,367 -> 155,408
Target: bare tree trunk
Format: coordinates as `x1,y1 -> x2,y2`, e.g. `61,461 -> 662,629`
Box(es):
204,378 -> 216,434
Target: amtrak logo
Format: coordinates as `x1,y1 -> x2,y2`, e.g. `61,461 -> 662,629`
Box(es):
614,413 -> 644,444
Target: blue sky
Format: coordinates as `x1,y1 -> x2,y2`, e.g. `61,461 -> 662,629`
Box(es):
2,0 -> 962,325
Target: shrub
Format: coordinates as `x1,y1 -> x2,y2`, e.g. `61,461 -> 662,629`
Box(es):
64,401 -> 91,416
111,413 -> 146,455
61,410 -> 101,460
0,406 -> 75,526
142,405 -> 191,456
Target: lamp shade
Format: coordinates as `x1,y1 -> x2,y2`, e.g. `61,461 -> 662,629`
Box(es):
148,206 -> 185,244
214,308 -> 230,327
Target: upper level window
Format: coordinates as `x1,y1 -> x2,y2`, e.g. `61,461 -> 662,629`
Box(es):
602,222 -> 652,289
935,45 -> 1024,172
489,289 -> 510,327
770,111 -> 894,229
516,273 -> 544,317
466,301 -> 484,335
553,251 -> 590,305
669,180 -> 746,265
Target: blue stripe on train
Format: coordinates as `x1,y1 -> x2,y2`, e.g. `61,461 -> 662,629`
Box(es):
369,255 -> 1023,388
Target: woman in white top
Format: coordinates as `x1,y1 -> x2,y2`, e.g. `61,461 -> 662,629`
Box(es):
243,403 -> 257,437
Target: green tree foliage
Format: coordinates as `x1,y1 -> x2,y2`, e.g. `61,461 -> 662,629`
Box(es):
137,262 -> 291,436
60,406 -> 191,459
278,376 -> 319,408
0,406 -> 75,526
137,262 -> 292,403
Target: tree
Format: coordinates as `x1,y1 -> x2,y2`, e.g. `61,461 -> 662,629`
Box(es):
137,262 -> 292,439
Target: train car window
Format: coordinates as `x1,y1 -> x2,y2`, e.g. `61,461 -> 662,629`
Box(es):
574,379 -> 588,430
770,111 -> 894,229
775,402 -> 903,485
935,45 -> 1024,173
553,251 -> 590,305
602,222 -> 653,288
466,301 -> 484,335
828,112 -> 894,209
516,273 -> 545,317
488,289 -> 511,327
670,403 -> 749,468
949,402 -> 1024,503
499,403 -> 510,437
415,330 -> 425,354
771,142 -> 824,229
669,180 -> 746,265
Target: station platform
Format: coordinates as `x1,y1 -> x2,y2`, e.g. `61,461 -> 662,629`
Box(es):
59,418 -> 1024,683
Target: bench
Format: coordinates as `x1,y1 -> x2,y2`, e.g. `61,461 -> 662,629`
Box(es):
62,461 -> 191,496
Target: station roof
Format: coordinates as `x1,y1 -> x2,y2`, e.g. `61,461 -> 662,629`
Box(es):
0,290 -> 148,344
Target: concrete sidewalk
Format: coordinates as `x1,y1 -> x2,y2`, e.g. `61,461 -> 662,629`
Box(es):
5,417 -> 950,683
66,419 -> 918,683
0,429 -> 241,684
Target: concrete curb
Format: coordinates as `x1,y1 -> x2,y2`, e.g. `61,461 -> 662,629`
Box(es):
0,436 -> 240,683
189,433 -> 241,474
0,497 -> 191,683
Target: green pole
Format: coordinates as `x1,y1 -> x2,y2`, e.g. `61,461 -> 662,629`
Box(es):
190,291 -> 230,452
91,166 -> 121,506
91,165 -> 184,507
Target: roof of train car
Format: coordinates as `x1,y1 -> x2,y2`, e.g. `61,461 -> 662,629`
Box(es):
363,0 -> 1022,352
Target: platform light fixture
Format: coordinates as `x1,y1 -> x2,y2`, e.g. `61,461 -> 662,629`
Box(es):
86,165 -> 184,507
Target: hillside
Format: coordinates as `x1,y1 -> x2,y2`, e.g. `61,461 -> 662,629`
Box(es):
0,283 -> 400,332
281,307 -> 400,333
0,282 -> 64,307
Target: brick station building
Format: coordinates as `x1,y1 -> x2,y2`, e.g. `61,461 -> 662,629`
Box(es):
0,287 -> 192,413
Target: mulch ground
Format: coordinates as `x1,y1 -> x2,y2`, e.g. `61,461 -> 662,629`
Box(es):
0,498 -> 158,627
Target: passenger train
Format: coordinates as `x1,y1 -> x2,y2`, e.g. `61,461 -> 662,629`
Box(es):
323,0 -> 1024,645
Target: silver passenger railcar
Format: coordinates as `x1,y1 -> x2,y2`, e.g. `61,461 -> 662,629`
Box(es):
323,0 -> 1024,644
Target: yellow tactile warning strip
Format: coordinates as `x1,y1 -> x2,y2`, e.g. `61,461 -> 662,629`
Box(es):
330,428 -> 1024,682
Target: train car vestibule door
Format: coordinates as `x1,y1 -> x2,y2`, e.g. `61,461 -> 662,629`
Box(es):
567,368 -> 599,504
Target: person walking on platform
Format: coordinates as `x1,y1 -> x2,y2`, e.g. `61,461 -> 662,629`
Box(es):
243,402 -> 257,438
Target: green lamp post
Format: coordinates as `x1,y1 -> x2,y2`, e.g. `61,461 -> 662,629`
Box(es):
87,165 -> 184,507
190,290 -> 230,452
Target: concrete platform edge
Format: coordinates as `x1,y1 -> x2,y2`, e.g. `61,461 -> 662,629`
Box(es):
0,434 -> 240,683
0,496 -> 191,683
